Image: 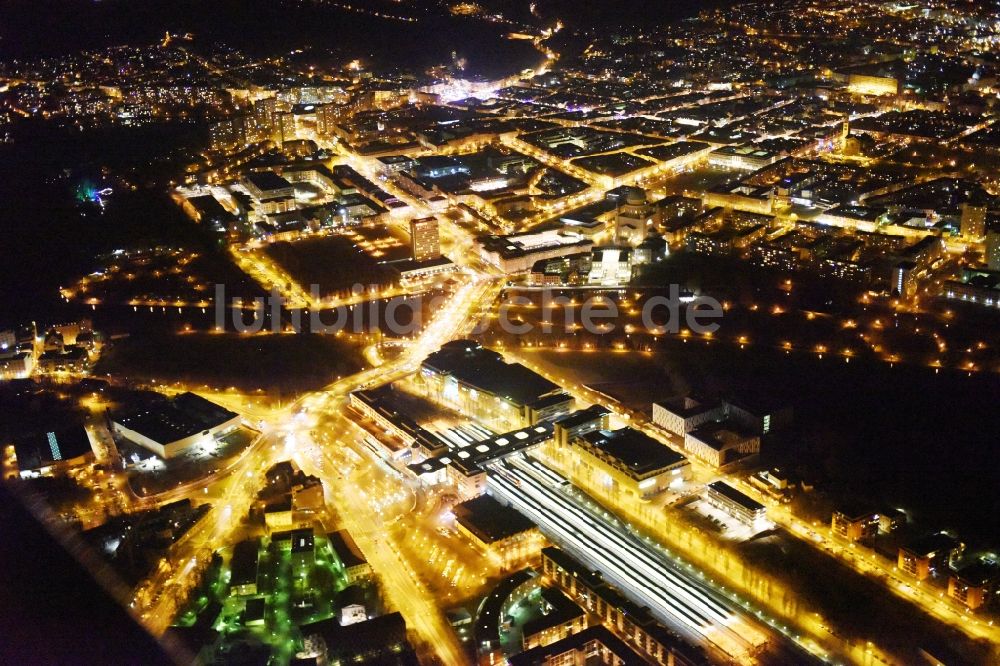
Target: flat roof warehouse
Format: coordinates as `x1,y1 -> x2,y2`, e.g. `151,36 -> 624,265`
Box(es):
111,392 -> 241,459
115,393 -> 237,445
579,428 -> 687,477
421,340 -> 562,407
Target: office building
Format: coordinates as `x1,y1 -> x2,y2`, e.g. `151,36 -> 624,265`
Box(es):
243,171 -> 296,216
985,230 -> 1000,271
948,562 -> 998,611
722,396 -> 792,436
229,538 -> 261,596
960,202 -> 987,240
587,246 -> 635,286
477,230 -> 594,274
707,145 -> 782,172
263,498 -> 294,531
454,495 -> 542,568
652,397 -> 724,437
420,340 -> 574,431
703,481 -> 767,528
476,569 -> 540,665
552,406 -> 611,448
328,529 -> 372,583
847,72 -> 900,96
0,352 -> 34,380
893,260 -> 919,298
508,625 -> 648,666
571,428 -> 690,500
409,216 -> 441,261
898,533 -> 965,581
271,527 -> 315,571
521,587 -> 587,651
684,422 -> 760,468
306,612 -> 414,664
539,548 -> 708,666
831,505 -> 880,542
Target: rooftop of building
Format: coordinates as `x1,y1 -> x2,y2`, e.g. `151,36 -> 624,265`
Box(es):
654,395 -> 722,418
14,426 -> 93,471
302,612 -> 410,660
507,625 -> 647,666
706,481 -> 765,513
474,568 -> 537,644
350,385 -> 448,454
832,501 -> 881,522
952,561 -> 1000,586
387,256 -> 455,274
327,529 -> 367,569
521,587 -> 584,638
478,229 -> 594,260
577,427 -> 687,477
230,538 -> 260,586
453,494 -> 536,544
422,340 -> 560,407
272,527 -> 314,547
553,405 -> 611,431
245,171 -> 293,192
688,420 -> 755,450
113,392 -> 238,447
902,532 -> 963,557
541,547 -> 604,589
288,528 -> 314,553
38,346 -> 89,362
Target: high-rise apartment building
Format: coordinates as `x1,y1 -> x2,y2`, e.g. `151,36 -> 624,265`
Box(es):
410,216 -> 441,261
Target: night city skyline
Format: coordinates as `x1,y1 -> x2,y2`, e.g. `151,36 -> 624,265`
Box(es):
1,2 -> 999,665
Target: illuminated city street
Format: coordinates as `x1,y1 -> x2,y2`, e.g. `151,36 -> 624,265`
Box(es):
3,1 -> 1000,665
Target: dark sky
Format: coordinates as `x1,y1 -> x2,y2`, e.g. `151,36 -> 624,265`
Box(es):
0,0 -> 729,61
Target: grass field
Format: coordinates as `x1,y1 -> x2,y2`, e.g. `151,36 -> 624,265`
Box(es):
263,233 -> 401,299
95,331 -> 366,394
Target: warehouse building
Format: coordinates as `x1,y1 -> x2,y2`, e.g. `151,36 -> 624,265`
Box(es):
420,340 -> 573,431
111,392 -> 241,459
13,426 -> 95,478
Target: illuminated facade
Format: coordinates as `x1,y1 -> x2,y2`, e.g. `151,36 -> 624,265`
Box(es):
652,397 -> 724,437
419,341 -> 573,431
587,247 -> 634,286
111,392 -> 241,459
243,171 -> 296,217
683,422 -> 760,468
409,216 -> 441,261
0,352 -> 34,380
898,533 -> 964,581
831,508 -> 880,542
847,73 -> 900,96
13,427 -> 95,479
948,563 -> 997,611
614,190 -> 655,247
960,202 -> 987,240
539,547 -> 706,666
453,495 -> 543,569
569,428 -> 690,502
703,481 -> 767,528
